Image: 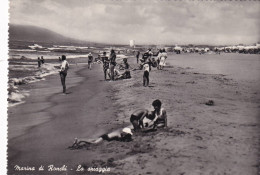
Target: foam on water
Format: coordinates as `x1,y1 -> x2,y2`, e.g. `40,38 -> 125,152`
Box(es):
8,62 -> 60,107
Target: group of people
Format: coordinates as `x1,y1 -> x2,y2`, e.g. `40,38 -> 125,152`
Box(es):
70,99 -> 167,148
156,48 -> 167,70
55,48 -> 169,148
58,48 -> 167,93
99,50 -> 131,81
37,56 -> 45,67
137,48 -> 168,87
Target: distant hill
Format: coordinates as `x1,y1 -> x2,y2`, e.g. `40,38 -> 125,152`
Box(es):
9,24 -> 90,45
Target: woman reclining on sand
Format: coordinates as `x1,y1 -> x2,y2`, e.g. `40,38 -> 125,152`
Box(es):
69,127 -> 133,149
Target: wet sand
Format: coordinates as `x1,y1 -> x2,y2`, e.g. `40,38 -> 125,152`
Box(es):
8,54 -> 260,175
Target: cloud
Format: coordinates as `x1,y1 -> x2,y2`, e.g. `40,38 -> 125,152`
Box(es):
9,0 -> 260,45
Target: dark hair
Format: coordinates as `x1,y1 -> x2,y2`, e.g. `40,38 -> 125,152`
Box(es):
121,133 -> 132,142
61,55 -> 66,60
152,99 -> 162,108
111,49 -> 115,54
162,48 -> 166,52
103,52 -> 106,55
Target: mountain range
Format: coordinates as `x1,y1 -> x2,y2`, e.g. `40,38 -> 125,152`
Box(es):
9,24 -> 91,45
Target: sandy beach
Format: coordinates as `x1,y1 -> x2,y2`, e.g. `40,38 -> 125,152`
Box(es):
8,53 -> 260,175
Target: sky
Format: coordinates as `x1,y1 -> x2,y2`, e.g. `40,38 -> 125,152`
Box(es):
9,0 -> 260,45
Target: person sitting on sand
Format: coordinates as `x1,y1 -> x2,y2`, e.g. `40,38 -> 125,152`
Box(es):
130,99 -> 167,131
59,55 -> 69,94
149,99 -> 167,128
95,55 -> 102,64
117,58 -> 131,79
87,52 -> 93,70
69,127 -> 133,149
107,68 -> 120,80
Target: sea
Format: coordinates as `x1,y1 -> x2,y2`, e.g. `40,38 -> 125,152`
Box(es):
7,40 -> 132,107
7,40 -> 260,107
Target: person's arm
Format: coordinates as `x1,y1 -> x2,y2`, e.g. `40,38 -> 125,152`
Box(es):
138,110 -> 148,128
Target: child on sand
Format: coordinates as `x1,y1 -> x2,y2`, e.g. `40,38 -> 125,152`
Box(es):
69,127 -> 133,149
143,60 -> 150,87
130,99 -> 167,131
59,55 -> 69,94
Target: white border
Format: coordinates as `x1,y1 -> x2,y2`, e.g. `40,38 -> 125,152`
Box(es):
0,0 -> 8,174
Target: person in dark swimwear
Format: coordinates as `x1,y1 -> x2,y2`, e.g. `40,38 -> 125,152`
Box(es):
117,58 -> 131,79
37,57 -> 41,67
87,52 -> 93,70
101,52 -> 109,80
136,50 -> 140,63
109,49 -> 117,81
69,127 -> 133,149
130,99 -> 167,131
41,56 -> 45,64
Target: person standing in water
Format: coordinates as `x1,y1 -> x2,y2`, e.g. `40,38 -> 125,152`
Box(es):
59,55 -> 69,94
37,57 -> 41,67
41,56 -> 45,64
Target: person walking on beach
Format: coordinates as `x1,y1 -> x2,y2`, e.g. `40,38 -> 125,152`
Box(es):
69,127 -> 133,149
87,52 -> 93,70
37,57 -> 41,67
130,99 -> 167,131
156,49 -> 162,69
101,52 -> 109,80
109,49 -> 117,81
136,50 -> 140,63
143,60 -> 150,87
158,49 -> 167,70
59,55 -> 69,94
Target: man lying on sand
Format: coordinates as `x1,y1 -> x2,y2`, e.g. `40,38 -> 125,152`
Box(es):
130,99 -> 167,131
69,127 -> 133,149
